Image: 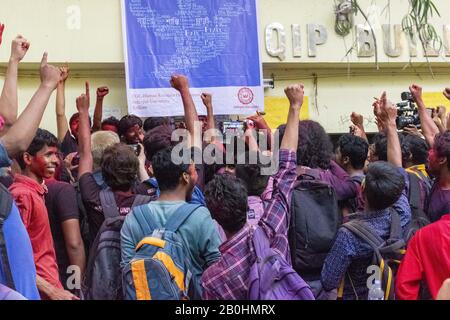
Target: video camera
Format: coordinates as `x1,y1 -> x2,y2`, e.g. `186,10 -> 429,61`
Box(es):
396,91 -> 420,130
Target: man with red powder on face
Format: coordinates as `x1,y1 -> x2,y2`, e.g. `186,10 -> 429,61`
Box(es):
409,84 -> 450,222
9,129 -> 78,300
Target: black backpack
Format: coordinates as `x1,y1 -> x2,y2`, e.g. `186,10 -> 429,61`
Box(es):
0,184 -> 15,290
82,189 -> 151,300
288,173 -> 341,281
405,172 -> 431,243
338,210 -> 406,300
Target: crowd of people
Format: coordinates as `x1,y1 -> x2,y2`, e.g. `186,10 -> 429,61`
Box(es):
1,28 -> 450,301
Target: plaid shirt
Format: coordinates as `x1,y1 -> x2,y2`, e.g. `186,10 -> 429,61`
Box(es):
201,149 -> 297,300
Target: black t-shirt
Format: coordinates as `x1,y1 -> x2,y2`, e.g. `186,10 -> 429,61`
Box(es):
44,179 -> 80,288
61,131 -> 78,158
79,173 -> 151,239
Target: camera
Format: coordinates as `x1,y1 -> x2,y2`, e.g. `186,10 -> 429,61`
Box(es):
396,91 -> 420,130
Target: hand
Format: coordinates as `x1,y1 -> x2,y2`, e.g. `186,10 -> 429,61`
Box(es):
64,152 -> 79,171
59,63 -> 70,84
48,287 -> 80,301
0,23 -> 4,46
170,74 -> 189,93
76,82 -> 90,113
284,84 -> 305,109
351,112 -> 364,128
40,52 -> 63,90
201,93 -> 212,109
10,35 -> 30,62
444,88 -> 450,101
409,84 -> 423,103
247,112 -> 270,130
96,86 -> 109,99
403,125 -> 423,138
350,124 -> 365,138
437,106 -> 447,121
375,91 -> 397,128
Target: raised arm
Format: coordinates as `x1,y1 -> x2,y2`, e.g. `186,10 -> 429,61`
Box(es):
410,84 -> 440,147
170,75 -> 200,148
0,53 -> 62,157
92,86 -> 109,132
375,91 -> 402,168
350,112 -> 368,142
55,64 -> 70,142
281,84 -> 303,151
0,34 -> 30,134
248,112 -> 274,151
76,82 -> 93,177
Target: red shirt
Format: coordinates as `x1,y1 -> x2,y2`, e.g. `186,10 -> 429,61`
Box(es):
396,214 -> 450,300
9,175 -> 62,292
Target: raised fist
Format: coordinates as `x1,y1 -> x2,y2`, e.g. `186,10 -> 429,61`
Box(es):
170,74 -> 189,92
284,84 -> 305,109
11,35 -> 30,62
97,86 -> 110,99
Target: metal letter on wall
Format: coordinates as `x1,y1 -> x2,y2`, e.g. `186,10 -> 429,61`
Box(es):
444,25 -> 450,57
406,31 -> 418,57
265,23 -> 286,61
424,32 -> 440,57
307,24 -> 328,57
382,24 -> 402,57
356,25 -> 375,57
292,24 -> 302,57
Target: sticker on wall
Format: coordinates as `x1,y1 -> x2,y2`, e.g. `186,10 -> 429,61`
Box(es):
264,96 -> 309,130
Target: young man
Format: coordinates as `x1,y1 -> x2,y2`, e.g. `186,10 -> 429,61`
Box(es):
335,134 -> 368,214
10,129 -> 78,300
76,83 -> 152,239
118,115 -> 144,145
0,38 -> 63,299
410,84 -> 450,222
396,213 -> 450,300
121,147 -> 221,298
320,92 -> 411,300
121,75 -> 221,298
201,84 -> 305,300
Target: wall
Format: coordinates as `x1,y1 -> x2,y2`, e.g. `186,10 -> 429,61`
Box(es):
0,0 -> 449,134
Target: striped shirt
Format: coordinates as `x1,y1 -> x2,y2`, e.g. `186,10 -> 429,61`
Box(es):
201,149 -> 297,300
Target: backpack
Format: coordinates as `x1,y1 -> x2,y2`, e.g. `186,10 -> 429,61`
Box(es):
338,210 -> 406,300
405,172 -> 431,243
73,181 -> 92,253
340,175 -> 365,216
248,226 -> 315,300
82,189 -> 151,300
288,173 -> 341,280
122,203 -> 201,300
0,184 -> 15,290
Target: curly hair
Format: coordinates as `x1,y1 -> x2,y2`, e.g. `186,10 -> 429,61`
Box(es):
279,120 -> 333,169
434,131 -> 450,170
118,115 -> 143,137
338,134 -> 369,170
205,174 -> 248,234
373,132 -> 404,162
16,129 -> 59,170
101,143 -> 139,191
